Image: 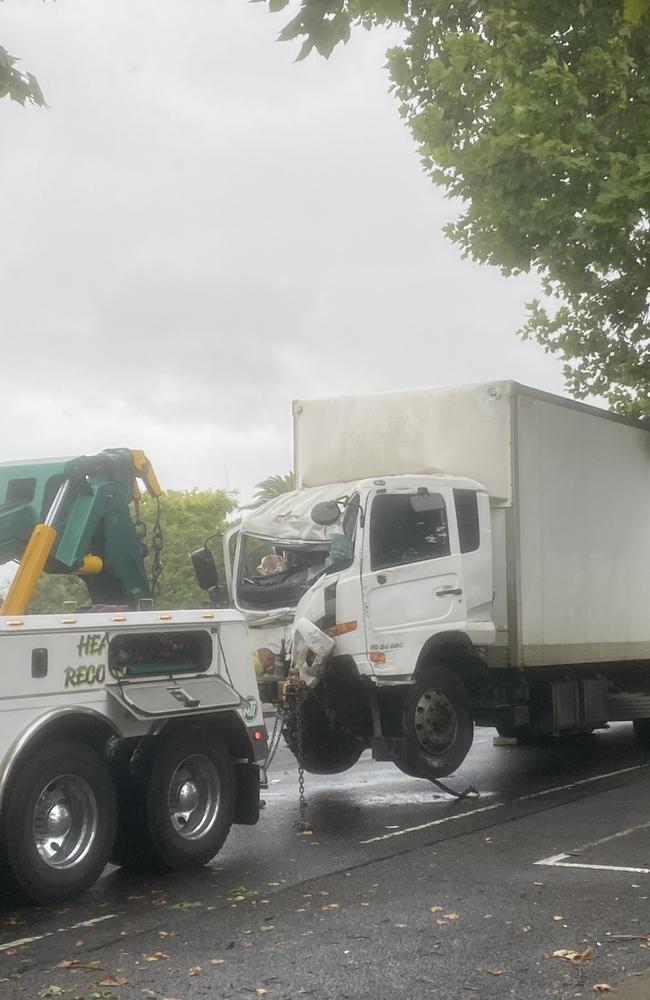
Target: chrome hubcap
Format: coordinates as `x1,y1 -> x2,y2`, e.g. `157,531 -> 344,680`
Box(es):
33,776 -> 98,869
168,755 -> 220,840
414,688 -> 458,755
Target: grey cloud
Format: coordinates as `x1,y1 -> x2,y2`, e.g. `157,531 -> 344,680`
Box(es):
1,1 -> 568,500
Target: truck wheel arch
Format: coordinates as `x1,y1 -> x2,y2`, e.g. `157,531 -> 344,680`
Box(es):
0,708 -> 120,812
414,631 -> 487,696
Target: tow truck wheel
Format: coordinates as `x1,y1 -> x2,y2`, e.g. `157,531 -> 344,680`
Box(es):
144,733 -> 236,871
0,741 -> 117,904
401,666 -> 473,779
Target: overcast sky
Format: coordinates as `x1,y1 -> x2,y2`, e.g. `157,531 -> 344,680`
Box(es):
2,0 -> 570,502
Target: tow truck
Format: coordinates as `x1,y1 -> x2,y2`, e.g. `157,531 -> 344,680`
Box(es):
0,449 -> 267,904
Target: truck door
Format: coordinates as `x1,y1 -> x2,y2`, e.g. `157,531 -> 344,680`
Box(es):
361,489 -> 467,671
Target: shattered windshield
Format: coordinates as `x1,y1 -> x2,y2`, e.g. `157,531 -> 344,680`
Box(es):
235,534 -> 329,612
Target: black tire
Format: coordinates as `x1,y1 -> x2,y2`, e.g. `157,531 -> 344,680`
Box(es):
401,666 -> 474,780
143,734 -> 235,871
111,744 -> 155,870
0,741 -> 117,905
283,692 -> 364,774
634,719 -> 650,748
393,758 -> 427,779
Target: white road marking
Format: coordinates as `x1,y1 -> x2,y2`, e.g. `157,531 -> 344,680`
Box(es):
516,763 -> 650,801
535,819 -> 650,875
535,856 -> 650,875
360,802 -> 502,843
0,912 -> 121,952
360,762 -> 650,844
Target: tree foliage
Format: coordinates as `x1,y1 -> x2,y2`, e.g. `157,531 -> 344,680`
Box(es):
264,0 -> 650,418
249,471 -> 295,507
28,489 -> 238,613
0,45 -> 45,106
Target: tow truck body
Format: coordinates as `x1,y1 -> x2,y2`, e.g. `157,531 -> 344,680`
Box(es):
0,449 -> 266,904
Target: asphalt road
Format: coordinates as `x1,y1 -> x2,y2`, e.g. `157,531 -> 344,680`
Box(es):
3,723 -> 650,999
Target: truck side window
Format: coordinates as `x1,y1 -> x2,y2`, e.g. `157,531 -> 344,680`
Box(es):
370,493 -> 450,571
454,489 -> 480,553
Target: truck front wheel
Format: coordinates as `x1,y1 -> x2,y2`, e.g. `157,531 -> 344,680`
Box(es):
400,666 -> 473,779
1,741 -> 117,904
144,734 -> 236,871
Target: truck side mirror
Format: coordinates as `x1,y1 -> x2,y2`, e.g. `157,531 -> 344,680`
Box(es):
191,547 -> 220,591
311,501 -> 341,526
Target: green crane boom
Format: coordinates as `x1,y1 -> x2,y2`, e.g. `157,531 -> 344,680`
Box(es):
0,448 -> 162,615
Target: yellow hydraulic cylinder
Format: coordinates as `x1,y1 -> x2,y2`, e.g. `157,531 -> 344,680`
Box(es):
1,524 -> 58,616
77,555 -> 103,575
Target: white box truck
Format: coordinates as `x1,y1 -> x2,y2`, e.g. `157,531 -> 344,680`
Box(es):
221,382 -> 650,781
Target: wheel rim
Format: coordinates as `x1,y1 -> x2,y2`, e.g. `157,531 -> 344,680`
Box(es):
33,775 -> 98,869
167,754 -> 220,841
414,688 -> 458,755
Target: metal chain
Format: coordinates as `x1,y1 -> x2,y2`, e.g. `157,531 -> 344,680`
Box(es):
150,496 -> 164,600
264,702 -> 286,771
132,497 -> 146,540
294,682 -> 311,833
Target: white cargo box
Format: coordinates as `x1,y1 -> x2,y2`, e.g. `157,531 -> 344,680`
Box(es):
293,382 -> 650,669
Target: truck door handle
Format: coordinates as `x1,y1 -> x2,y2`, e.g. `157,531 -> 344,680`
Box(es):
436,587 -> 463,597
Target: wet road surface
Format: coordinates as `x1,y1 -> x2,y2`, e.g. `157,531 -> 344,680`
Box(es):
2,723 -> 650,998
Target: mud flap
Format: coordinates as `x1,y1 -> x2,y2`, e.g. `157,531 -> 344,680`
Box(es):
233,761 -> 261,825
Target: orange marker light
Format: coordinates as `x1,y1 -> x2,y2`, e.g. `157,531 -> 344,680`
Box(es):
369,651 -> 386,664
328,621 -> 357,637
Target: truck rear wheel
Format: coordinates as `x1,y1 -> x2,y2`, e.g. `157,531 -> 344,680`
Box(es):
0,741 -> 117,904
144,734 -> 235,871
400,666 -> 473,779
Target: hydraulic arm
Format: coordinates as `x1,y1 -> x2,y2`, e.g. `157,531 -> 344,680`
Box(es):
0,448 -> 162,615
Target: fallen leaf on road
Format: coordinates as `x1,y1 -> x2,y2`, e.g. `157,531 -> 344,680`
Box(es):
158,931 -> 175,938
256,990 -> 268,996
170,901 -> 203,910
608,933 -> 650,942
485,967 -> 504,976
430,906 -> 444,913
99,974 -> 129,986
210,959 -> 224,966
143,952 -> 170,962
57,959 -> 101,970
444,913 -> 460,920
553,916 -> 564,922
127,894 -> 145,900
39,988 -> 66,998
592,987 -> 611,994
189,966 -> 202,976
322,903 -> 339,910
553,947 -> 593,965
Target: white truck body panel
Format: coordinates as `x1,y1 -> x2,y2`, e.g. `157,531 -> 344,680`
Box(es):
0,608 -> 264,801
514,391 -> 650,666
294,382 -> 650,670
294,382 -> 514,504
